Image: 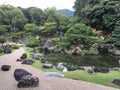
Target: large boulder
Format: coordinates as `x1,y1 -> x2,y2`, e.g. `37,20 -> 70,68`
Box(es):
1,65 -> 11,71
111,79 -> 120,86
20,53 -> 27,59
4,44 -> 11,53
17,75 -> 39,88
22,60 -> 34,65
14,69 -> 32,81
92,66 -> 109,73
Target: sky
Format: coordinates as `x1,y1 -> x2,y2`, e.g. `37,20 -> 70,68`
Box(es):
0,0 -> 75,10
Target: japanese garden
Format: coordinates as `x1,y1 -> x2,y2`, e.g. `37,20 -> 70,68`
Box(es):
0,0 -> 120,89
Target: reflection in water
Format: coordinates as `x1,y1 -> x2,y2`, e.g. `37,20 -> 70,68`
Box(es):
46,53 -> 120,68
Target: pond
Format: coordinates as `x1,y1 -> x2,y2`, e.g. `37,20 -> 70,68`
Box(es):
46,53 -> 120,68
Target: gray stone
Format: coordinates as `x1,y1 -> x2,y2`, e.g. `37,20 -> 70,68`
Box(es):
22,60 -> 34,65
92,66 -> 109,73
16,59 -> 23,62
17,75 -> 39,88
1,65 -> 11,71
77,66 -> 85,70
20,53 -> 27,59
42,63 -> 53,68
111,79 -> 120,86
56,63 -> 67,72
4,44 -> 11,53
87,69 -> 94,74
14,69 -> 32,81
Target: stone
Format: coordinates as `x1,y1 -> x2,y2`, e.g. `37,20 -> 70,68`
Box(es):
42,63 -> 53,68
77,66 -> 85,70
4,44 -> 11,53
111,50 -> 120,55
22,60 -> 34,65
14,69 -> 32,81
92,66 -> 109,73
90,43 -> 99,55
87,69 -> 94,74
56,63 -> 67,72
67,65 -> 77,71
43,39 -> 54,49
111,79 -> 120,86
20,53 -> 27,59
45,72 -> 64,78
17,75 -> 39,88
72,47 -> 84,55
112,67 -> 120,71
16,59 -> 23,62
40,57 -> 46,63
1,65 -> 11,71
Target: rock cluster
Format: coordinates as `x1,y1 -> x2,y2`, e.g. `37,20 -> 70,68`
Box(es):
14,69 -> 39,88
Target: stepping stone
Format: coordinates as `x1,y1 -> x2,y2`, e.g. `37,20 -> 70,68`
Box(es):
1,65 -> 11,71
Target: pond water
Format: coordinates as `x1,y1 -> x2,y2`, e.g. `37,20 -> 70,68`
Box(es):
46,53 -> 120,68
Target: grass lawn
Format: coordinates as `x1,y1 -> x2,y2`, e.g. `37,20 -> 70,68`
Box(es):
24,47 -> 120,89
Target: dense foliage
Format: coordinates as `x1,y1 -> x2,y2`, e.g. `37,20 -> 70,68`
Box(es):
0,36 -> 6,45
26,38 -> 40,47
65,23 -> 101,46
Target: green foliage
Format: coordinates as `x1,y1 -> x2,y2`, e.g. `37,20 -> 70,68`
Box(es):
11,32 -> 24,42
10,45 -> 19,50
0,5 -> 27,31
24,23 -> 36,33
0,47 -> 4,53
29,7 -> 45,25
26,38 -> 40,47
0,36 -> 6,45
73,0 -> 89,16
43,22 -> 57,36
65,23 -> 101,46
109,20 -> 120,47
85,0 -> 120,32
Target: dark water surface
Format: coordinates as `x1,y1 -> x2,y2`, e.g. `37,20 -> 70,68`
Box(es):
46,53 -> 120,68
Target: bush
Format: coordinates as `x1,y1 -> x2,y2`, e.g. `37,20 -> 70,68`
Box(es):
114,41 -> 120,48
26,39 -> 40,48
11,45 -> 19,50
0,47 -> 4,53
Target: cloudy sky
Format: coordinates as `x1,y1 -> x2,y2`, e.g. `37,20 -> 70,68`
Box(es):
0,0 -> 75,10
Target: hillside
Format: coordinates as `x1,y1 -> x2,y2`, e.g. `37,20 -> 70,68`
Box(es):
57,9 -> 74,16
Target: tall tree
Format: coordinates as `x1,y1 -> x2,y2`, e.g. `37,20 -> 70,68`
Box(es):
0,5 -> 27,31
29,7 -> 45,25
73,0 -> 88,16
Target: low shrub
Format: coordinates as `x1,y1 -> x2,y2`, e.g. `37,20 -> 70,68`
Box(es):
26,39 -> 40,48
0,47 -> 4,53
11,45 -> 19,50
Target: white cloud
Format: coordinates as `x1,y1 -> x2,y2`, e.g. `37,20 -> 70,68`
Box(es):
0,0 -> 75,10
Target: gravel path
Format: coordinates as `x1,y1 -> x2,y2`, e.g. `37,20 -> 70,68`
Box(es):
0,47 -> 119,90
